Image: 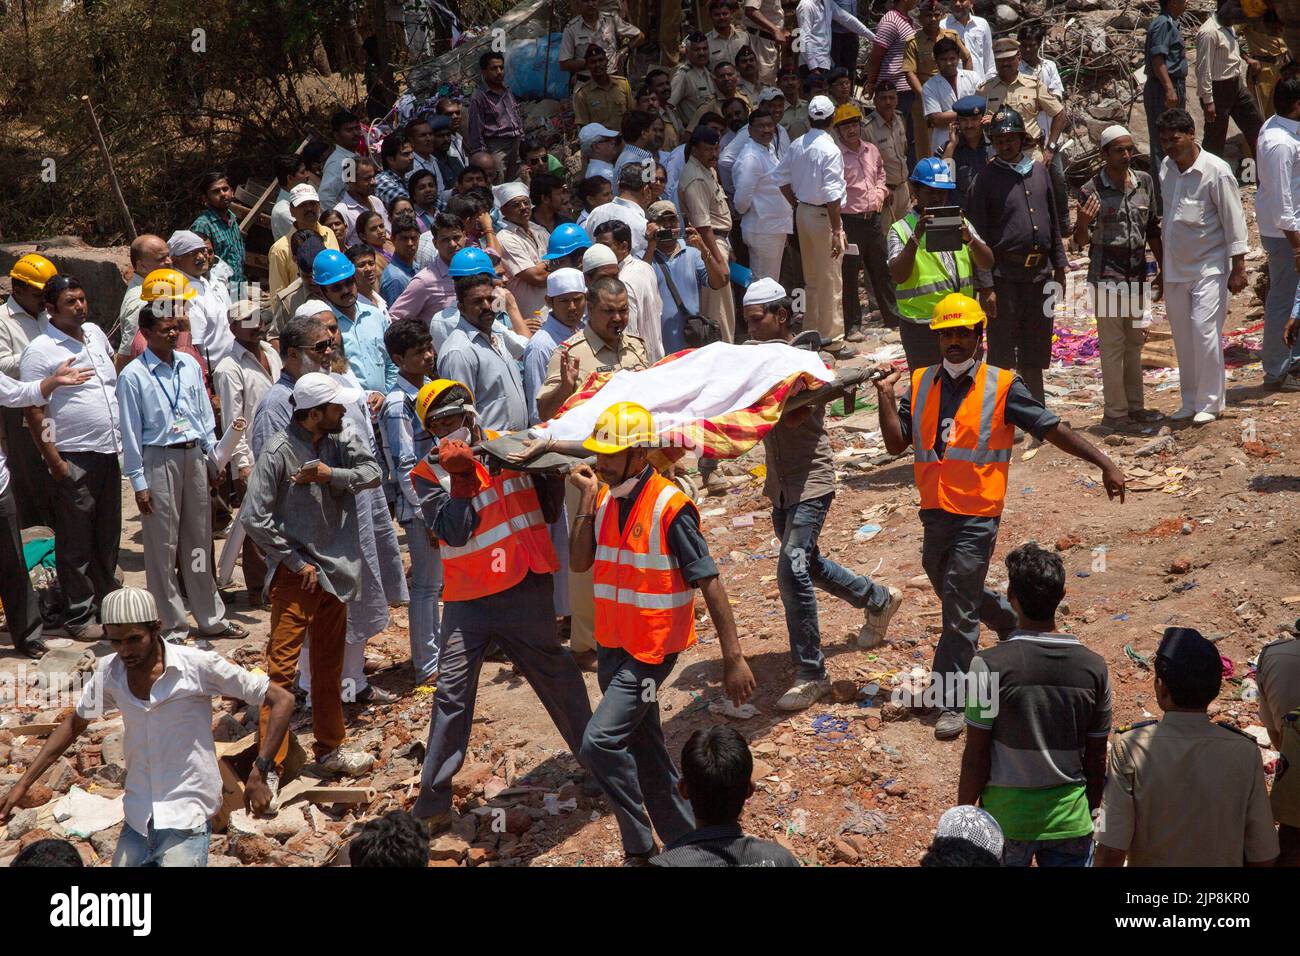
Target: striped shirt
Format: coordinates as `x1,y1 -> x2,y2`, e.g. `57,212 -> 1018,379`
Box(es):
873,9 -> 917,93
191,208 -> 246,284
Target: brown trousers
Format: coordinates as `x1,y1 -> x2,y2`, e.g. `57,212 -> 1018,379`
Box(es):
259,565 -> 347,762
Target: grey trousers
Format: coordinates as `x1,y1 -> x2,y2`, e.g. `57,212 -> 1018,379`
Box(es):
413,572 -> 593,819
580,645 -> 695,856
141,444 -> 224,641
920,509 -> 1018,710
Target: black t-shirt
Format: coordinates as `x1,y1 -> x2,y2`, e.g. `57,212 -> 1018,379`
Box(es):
650,823 -> 801,867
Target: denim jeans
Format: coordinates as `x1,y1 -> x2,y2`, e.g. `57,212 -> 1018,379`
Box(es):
402,518 -> 443,681
1263,235 -> 1300,381
773,494 -> 892,682
1002,834 -> 1094,867
112,820 -> 211,867
579,646 -> 695,856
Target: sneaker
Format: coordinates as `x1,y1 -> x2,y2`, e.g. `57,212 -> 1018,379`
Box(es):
775,678 -> 832,712
704,472 -> 746,496
1192,411 -> 1217,425
857,587 -> 903,649
316,747 -> 375,775
1169,407 -> 1195,421
831,342 -> 859,359
844,330 -> 866,343
354,684 -> 396,705
934,709 -> 965,740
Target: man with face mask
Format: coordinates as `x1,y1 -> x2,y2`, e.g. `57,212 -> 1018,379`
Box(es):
966,108 -> 1068,410
408,378 -> 594,833
874,293 -> 1126,741
568,401 -> 755,863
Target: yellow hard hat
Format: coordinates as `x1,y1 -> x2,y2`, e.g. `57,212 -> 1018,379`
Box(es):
416,378 -> 475,425
582,401 -> 658,454
9,253 -> 57,291
140,268 -> 197,303
832,103 -> 863,126
930,292 -> 985,331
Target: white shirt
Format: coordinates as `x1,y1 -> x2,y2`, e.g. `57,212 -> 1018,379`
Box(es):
20,322 -> 121,454
498,219 -> 552,321
774,127 -> 846,205
619,255 -> 665,363
0,296 -> 46,379
1019,59 -> 1064,149
1159,147 -> 1249,284
335,191 -> 392,248
733,138 -> 794,236
796,0 -> 874,72
942,13 -> 996,80
923,70 -> 983,153
1196,15 -> 1245,103
0,375 -> 45,495
720,124 -> 791,194
318,144 -> 360,211
185,273 -> 237,369
1257,115 -> 1300,239
75,643 -> 269,835
270,189 -> 294,242
584,196 -> 650,257
212,340 -> 283,472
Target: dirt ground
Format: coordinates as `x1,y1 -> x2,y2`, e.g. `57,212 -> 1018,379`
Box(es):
2,177 -> 1292,870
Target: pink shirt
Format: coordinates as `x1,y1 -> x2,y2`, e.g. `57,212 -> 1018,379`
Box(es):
389,255 -> 457,325
839,140 -> 888,215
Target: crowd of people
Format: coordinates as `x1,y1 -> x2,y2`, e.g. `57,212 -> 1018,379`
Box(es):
0,0 -> 1299,868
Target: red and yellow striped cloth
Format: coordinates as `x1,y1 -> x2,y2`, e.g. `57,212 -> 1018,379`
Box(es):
552,348 -> 829,460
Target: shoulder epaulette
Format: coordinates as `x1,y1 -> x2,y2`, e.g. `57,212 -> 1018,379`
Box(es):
1212,721 -> 1258,741
1116,719 -> 1157,734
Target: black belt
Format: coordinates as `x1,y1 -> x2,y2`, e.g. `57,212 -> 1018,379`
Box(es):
158,440 -> 197,450
798,200 -> 830,208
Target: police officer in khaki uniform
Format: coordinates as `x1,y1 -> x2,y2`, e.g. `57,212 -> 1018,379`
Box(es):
978,38 -> 1065,164
706,0 -> 753,68
559,0 -> 645,82
535,275 -> 648,670
671,32 -> 720,129
1257,628 -> 1300,866
676,126 -> 736,342
1095,627 -> 1280,867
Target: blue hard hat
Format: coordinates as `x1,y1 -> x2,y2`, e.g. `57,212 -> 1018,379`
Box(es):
542,222 -> 593,261
448,246 -> 498,278
312,248 -> 356,286
909,156 -> 957,190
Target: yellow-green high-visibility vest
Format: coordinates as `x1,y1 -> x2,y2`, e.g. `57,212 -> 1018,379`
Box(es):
890,212 -> 975,323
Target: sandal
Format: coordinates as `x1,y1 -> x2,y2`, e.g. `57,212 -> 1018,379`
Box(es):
14,638 -> 47,659
204,621 -> 250,640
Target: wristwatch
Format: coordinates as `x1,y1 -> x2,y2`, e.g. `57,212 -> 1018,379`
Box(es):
254,756 -> 276,776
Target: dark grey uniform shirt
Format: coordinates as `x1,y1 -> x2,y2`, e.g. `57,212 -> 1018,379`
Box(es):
650,823 -> 801,867
763,403 -> 836,509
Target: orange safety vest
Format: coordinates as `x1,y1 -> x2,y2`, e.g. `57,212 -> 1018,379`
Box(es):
910,362 -> 1015,517
592,471 -> 698,664
409,431 -> 558,601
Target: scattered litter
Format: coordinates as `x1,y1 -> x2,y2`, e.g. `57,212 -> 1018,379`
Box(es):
731,514 -> 754,528
1220,655 -> 1235,679
52,786 -> 124,838
1021,447 -> 1039,461
1112,613 -> 1129,622
708,698 -> 759,719
838,800 -> 889,836
1240,678 -> 1259,702
543,794 -> 578,816
1124,644 -> 1150,669
786,808 -> 809,836
1242,725 -> 1272,747
701,507 -> 727,518
853,523 -> 882,542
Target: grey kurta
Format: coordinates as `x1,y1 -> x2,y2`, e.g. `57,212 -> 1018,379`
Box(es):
249,371 -> 407,642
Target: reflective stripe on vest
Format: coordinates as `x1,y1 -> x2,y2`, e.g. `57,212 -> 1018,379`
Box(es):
890,213 -> 975,320
592,473 -> 698,664
415,454 -> 558,600
910,362 -> 1015,517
